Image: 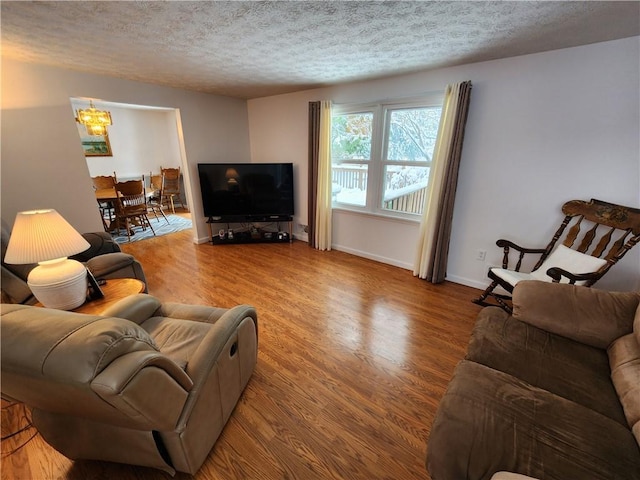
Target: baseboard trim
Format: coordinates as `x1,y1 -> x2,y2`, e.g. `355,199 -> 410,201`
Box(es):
444,274 -> 487,290
332,244 -> 413,271
196,233 -> 488,291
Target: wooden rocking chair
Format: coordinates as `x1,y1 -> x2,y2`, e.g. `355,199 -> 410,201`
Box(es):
474,198 -> 640,313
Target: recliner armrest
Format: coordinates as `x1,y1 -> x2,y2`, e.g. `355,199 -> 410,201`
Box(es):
72,232 -> 121,262
86,253 -> 147,289
92,350 -> 193,430
185,305 -> 257,382
101,294 -> 162,325
512,280 -> 639,349
173,304 -> 257,429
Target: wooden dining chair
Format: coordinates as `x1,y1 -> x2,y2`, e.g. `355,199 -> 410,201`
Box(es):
473,198 -> 640,312
91,172 -> 117,190
160,166 -> 186,214
147,172 -> 169,224
92,172 -> 118,231
114,179 -> 156,242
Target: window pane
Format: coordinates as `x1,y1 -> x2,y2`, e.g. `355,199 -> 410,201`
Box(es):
382,165 -> 430,215
331,112 -> 372,206
332,163 -> 368,206
387,107 -> 441,162
331,112 -> 373,161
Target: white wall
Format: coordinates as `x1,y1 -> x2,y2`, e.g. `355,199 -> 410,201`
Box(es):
2,59 -> 251,242
248,37 -> 640,291
73,102 -> 182,179
3,39 -> 637,291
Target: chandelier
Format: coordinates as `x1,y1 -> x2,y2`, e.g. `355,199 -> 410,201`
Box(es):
75,100 -> 112,136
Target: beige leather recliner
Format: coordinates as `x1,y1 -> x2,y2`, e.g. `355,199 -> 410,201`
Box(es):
0,294 -> 258,475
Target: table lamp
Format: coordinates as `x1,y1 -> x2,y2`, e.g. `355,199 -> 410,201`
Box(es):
4,209 -> 91,310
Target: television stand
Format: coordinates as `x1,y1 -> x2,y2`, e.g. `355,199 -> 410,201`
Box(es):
206,216 -> 293,245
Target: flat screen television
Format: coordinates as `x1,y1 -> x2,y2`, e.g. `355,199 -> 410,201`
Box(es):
198,163 -> 294,221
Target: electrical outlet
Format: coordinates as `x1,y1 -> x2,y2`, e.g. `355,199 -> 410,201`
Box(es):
476,249 -> 487,261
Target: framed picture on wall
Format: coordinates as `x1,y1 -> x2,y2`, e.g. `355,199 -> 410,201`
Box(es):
81,134 -> 112,157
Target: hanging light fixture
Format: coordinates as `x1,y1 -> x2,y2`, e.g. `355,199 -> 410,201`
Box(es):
75,100 -> 112,136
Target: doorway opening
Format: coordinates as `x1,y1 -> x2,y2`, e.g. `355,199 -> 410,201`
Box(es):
70,97 -> 193,242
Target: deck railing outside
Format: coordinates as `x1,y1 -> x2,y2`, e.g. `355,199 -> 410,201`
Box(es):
332,165 -> 428,215
382,183 -> 427,214
332,165 -> 368,190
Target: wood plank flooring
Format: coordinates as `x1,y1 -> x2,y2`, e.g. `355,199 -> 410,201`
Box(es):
1,224 -> 483,480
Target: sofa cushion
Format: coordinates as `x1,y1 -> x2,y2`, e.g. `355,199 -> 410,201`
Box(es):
427,360 -> 640,480
609,331 -> 640,447
512,281 -> 639,349
140,316 -> 211,369
467,306 -> 628,426
488,268 -> 533,287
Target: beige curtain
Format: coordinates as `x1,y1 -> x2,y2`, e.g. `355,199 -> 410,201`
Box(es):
413,81 -> 472,282
315,100 -> 333,250
308,100 -> 332,250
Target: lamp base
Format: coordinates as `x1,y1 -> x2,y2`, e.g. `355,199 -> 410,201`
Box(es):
27,258 -> 88,310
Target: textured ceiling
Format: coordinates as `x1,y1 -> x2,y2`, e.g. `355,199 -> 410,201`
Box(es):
2,1 -> 639,99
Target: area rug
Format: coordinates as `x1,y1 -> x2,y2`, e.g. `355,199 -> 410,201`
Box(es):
113,215 -> 192,243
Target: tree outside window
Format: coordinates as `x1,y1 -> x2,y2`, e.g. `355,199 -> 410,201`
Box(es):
331,112 -> 373,207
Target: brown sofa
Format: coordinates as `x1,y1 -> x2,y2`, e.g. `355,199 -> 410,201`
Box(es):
427,280 -> 640,480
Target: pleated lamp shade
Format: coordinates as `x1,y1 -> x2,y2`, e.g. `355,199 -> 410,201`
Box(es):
4,209 -> 91,310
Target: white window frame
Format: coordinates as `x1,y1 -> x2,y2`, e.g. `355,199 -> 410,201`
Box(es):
331,95 -> 443,220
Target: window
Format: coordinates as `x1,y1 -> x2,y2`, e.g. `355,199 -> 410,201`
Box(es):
331,98 -> 442,218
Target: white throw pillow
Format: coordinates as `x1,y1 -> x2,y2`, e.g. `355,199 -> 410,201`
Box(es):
530,244 -> 607,285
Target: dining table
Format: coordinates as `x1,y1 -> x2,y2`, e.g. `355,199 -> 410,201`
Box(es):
95,188 -> 118,202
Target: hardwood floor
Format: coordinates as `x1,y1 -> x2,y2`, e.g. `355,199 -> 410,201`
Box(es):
1,226 -> 483,480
